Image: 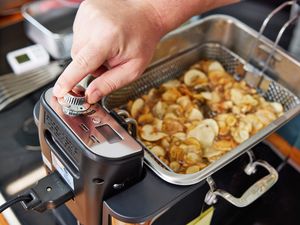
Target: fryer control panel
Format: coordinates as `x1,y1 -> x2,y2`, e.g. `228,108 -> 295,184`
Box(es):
44,88 -> 142,159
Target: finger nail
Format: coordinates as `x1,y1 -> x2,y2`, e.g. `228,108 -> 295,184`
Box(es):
88,90 -> 101,104
53,83 -> 66,97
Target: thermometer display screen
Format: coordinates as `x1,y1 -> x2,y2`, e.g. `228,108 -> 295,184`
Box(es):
96,124 -> 122,144
15,54 -> 30,64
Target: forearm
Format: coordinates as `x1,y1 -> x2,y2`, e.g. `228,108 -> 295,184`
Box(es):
147,0 -> 239,33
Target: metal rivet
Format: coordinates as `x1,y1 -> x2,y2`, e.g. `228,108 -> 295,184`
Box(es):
46,187 -> 52,192
113,183 -> 124,190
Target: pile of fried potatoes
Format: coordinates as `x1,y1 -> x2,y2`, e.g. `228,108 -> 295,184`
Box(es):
124,60 -> 283,174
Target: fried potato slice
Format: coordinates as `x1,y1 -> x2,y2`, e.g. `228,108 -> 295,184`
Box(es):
184,69 -> 208,86
187,122 -> 216,147
208,61 -> 225,72
141,125 -> 167,142
131,98 -> 144,118
123,59 -> 283,174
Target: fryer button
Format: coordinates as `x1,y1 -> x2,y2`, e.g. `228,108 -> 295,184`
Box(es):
92,117 -> 101,124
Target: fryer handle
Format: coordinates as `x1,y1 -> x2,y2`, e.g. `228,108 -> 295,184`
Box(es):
204,160 -> 278,207
247,0 -> 295,64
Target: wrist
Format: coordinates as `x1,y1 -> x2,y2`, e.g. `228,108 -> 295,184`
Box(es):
145,0 -> 239,33
133,0 -> 167,39
146,0 -> 198,33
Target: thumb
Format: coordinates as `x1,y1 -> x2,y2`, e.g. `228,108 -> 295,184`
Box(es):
85,60 -> 143,103
53,44 -> 107,97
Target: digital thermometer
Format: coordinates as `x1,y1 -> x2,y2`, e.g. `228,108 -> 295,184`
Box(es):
6,44 -> 50,75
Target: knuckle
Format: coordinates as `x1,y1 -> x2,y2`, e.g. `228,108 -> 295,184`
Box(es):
100,21 -> 121,39
55,78 -> 69,91
73,53 -> 89,69
58,74 -> 72,87
109,24 -> 120,36
102,77 -> 118,93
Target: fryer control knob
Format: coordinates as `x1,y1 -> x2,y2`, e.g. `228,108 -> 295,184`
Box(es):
58,86 -> 91,116
64,87 -> 86,106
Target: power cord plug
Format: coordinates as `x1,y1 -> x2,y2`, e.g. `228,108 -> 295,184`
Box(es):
0,195 -> 32,213
0,172 -> 74,213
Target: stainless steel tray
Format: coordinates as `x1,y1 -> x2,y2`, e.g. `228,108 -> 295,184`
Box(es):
102,15 -> 300,186
22,0 -> 78,59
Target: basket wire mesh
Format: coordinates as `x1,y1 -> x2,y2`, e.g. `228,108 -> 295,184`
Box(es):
103,43 -> 299,111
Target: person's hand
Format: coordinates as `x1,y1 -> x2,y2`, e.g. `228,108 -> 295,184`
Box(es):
53,0 -> 239,103
53,0 -> 164,103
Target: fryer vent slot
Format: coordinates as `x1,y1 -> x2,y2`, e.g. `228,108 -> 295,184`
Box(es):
45,112 -> 81,165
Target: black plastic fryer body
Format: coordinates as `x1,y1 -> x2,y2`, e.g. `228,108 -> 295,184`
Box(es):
37,92 -> 144,225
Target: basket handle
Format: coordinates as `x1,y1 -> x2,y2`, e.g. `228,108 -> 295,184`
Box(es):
247,1 -> 296,63
204,152 -> 278,207
245,0 -> 300,88
256,11 -> 299,86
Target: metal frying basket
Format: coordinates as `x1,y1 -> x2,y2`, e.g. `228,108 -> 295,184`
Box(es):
102,41 -> 300,182
102,3 -> 300,204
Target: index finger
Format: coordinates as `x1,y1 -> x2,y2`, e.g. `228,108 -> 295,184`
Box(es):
53,44 -> 107,97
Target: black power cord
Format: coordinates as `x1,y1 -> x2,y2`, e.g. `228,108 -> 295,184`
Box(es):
0,172 -> 73,213
0,195 -> 32,213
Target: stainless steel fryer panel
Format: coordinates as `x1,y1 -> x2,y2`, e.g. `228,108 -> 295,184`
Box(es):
102,15 -> 300,185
